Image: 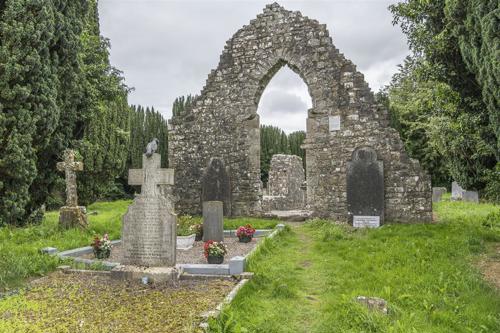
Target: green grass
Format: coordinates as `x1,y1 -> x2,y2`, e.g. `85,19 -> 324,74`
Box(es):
0,200 -> 130,290
0,201 -> 279,290
210,200 -> 500,332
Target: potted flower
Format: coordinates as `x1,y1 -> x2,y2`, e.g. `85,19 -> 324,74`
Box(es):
91,233 -> 112,259
190,223 -> 203,241
204,240 -> 228,264
177,215 -> 198,250
236,224 -> 256,243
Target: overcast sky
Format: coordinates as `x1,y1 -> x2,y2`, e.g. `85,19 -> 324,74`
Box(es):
99,0 -> 409,133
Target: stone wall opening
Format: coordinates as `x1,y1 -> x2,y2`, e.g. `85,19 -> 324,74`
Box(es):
257,64 -> 311,192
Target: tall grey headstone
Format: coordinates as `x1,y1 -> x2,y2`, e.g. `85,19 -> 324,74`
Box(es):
347,147 -> 384,227
201,158 -> 232,216
432,187 -> 445,203
202,201 -> 224,242
451,181 -> 464,200
463,191 -> 479,203
122,153 -> 176,267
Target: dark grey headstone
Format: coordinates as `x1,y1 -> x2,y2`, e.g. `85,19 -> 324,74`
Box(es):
201,158 -> 232,216
347,147 -> 384,226
202,201 -> 224,242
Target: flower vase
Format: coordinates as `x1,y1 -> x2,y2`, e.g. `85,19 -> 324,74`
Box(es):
238,235 -> 252,243
207,255 -> 224,264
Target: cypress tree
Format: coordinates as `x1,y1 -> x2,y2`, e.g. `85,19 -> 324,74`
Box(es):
75,0 -> 130,205
0,1 -> 58,225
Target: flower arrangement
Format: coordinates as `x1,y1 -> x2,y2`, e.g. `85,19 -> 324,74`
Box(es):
236,224 -> 256,243
204,240 -> 227,264
91,233 -> 112,259
189,223 -> 203,241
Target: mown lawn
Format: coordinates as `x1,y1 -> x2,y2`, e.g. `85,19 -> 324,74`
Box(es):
0,201 -> 277,290
209,200 -> 500,333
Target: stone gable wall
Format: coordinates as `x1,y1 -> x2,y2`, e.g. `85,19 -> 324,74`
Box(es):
169,3 -> 432,222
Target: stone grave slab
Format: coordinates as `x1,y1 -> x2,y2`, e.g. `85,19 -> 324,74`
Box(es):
122,153 -> 177,267
463,191 -> 479,203
451,181 -> 464,200
203,201 -> 224,242
347,147 -> 384,226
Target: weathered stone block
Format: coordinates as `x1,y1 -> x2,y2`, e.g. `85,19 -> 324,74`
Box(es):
203,201 -> 224,242
59,206 -> 87,229
463,191 -> 479,203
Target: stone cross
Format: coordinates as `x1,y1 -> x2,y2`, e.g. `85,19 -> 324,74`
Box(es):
57,149 -> 83,207
128,154 -> 174,197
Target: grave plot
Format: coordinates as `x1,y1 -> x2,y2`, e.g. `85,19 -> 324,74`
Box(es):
0,271 -> 235,333
77,237 -> 261,265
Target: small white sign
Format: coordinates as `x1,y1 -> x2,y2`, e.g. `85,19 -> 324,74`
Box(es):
353,216 -> 380,228
329,116 -> 341,131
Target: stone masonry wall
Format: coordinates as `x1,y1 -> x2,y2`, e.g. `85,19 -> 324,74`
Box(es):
262,154 -> 306,211
168,3 -> 432,222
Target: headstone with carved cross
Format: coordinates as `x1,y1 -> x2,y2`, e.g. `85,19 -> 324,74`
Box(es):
121,153 -> 177,267
56,149 -> 87,228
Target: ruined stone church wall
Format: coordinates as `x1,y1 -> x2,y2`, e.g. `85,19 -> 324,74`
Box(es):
169,3 -> 432,222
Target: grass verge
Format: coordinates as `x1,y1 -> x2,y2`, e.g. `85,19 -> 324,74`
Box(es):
209,200 -> 500,332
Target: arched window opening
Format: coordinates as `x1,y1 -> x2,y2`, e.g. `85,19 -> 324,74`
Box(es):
257,65 -> 311,188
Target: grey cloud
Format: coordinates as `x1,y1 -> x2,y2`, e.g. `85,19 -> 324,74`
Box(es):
99,0 -> 408,132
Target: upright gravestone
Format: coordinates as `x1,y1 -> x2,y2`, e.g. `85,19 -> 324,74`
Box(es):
451,181 -> 464,200
432,188 -> 444,203
202,201 -> 224,242
463,191 -> 479,203
56,149 -> 87,228
347,147 -> 384,227
122,153 -> 176,266
201,158 -> 232,216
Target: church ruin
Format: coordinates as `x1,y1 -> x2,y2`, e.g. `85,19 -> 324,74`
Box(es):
168,3 -> 432,223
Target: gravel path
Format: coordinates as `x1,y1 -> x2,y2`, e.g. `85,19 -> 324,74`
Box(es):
80,237 -> 261,264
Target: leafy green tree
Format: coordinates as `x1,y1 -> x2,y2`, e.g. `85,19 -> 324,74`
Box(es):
381,57 -> 456,187
390,0 -> 498,199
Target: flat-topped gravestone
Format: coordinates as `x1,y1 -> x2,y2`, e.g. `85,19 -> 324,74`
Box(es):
463,191 -> 479,203
202,201 -> 224,242
201,158 -> 232,216
347,147 -> 384,227
432,187 -> 444,203
122,153 -> 176,267
451,181 -> 464,200
56,149 -> 87,228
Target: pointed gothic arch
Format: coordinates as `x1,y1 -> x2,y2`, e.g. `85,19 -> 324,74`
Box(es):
169,3 -> 432,222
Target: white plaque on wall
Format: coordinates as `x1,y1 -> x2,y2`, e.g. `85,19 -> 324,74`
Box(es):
329,115 -> 341,131
353,216 -> 380,228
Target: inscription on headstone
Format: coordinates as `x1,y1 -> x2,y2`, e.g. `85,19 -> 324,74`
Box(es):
329,115 -> 341,131
122,153 -> 176,267
347,147 -> 384,226
201,158 -> 232,216
353,216 -> 380,228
